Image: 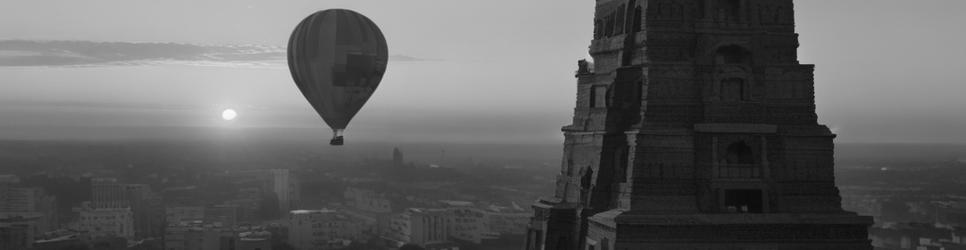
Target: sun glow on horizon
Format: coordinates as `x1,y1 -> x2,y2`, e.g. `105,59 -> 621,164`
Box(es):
221,109 -> 238,121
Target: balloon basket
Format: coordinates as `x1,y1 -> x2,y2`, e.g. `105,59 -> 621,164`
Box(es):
329,128 -> 345,146
330,136 -> 345,146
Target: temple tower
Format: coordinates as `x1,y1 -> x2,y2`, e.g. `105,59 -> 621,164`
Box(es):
524,0 -> 873,249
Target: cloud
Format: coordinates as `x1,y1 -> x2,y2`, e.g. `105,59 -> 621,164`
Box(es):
0,40 -> 286,67
390,54 -> 435,62
0,40 -> 430,67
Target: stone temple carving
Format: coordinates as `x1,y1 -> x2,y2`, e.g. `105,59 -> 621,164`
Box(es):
523,0 -> 873,249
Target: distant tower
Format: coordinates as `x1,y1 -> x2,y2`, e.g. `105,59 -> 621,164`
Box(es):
269,169 -> 299,213
393,147 -> 404,167
524,1 -> 873,249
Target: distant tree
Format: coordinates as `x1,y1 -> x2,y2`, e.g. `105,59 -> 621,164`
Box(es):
272,242 -> 296,250
268,226 -> 290,247
59,244 -> 91,250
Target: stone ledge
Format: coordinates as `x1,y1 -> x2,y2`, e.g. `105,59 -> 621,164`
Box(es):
532,198 -> 580,210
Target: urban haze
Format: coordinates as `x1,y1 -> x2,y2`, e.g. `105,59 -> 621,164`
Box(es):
1,1 -> 965,250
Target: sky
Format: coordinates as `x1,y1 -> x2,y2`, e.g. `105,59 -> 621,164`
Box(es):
0,0 -> 964,144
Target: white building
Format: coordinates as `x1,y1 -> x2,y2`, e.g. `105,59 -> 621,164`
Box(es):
289,209 -> 365,250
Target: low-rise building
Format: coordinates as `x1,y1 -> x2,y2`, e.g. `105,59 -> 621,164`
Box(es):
206,204 -> 240,229
237,230 -> 272,250
954,227 -> 966,244
166,206 -> 205,224
1,215 -> 39,250
870,223 -> 966,250
345,187 -> 393,213
0,186 -> 59,232
163,220 -> 230,250
389,208 -> 449,246
447,207 -> 488,244
439,201 -> 529,244
75,203 -> 134,240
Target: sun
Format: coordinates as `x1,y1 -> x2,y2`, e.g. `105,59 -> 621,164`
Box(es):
221,109 -> 238,121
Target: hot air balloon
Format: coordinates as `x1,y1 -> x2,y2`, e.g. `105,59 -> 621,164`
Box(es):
288,9 -> 388,146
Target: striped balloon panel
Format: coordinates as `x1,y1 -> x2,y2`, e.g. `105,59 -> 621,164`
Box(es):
288,9 -> 388,130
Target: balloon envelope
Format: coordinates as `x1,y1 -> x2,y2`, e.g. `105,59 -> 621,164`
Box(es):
288,9 -> 388,140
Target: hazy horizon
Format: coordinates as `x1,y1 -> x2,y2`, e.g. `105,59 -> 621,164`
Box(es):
2,0 -> 966,144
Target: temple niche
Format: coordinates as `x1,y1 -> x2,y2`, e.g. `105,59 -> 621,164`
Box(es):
524,0 -> 873,250
714,0 -> 742,22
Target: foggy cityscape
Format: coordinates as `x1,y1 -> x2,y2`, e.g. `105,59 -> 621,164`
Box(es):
2,1 -> 966,250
